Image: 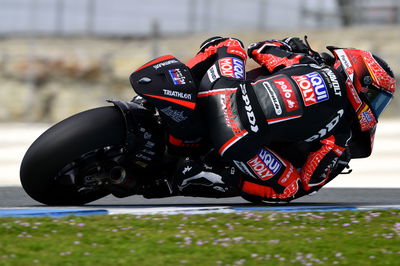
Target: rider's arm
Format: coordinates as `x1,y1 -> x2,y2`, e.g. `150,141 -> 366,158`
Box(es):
187,36 -> 247,83
247,38 -> 318,74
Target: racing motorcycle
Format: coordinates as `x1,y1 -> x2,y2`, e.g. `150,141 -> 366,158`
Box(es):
20,55 -> 319,206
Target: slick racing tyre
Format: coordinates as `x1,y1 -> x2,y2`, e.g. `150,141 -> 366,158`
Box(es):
20,106 -> 126,205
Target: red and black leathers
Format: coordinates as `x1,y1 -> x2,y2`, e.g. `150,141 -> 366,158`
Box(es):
189,38 -> 354,201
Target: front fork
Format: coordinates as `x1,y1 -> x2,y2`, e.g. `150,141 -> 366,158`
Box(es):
106,100 -> 175,197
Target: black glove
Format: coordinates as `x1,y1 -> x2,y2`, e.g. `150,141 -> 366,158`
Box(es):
282,37 -> 311,54
189,36 -> 246,83
198,36 -> 225,53
247,41 -> 264,58
328,148 -> 352,179
320,52 -> 336,66
198,36 -> 244,54
247,39 -> 292,58
285,37 -> 333,65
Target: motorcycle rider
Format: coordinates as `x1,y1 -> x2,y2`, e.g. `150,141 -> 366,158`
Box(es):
131,36 -> 396,202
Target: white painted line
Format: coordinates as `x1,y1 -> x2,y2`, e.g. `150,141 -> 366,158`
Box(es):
105,206 -> 233,215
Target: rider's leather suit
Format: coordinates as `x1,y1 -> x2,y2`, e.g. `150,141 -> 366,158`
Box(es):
186,38 -> 354,201
130,38 -> 355,201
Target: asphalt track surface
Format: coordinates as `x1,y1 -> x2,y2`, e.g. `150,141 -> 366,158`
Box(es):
1,187 -> 399,208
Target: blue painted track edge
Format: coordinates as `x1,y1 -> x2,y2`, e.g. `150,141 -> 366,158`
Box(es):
0,208 -> 108,217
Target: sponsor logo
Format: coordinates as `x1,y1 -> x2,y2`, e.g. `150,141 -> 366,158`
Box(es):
335,50 -> 354,81
358,105 -> 377,131
219,57 -> 244,79
274,77 -> 299,112
178,171 -> 223,190
168,68 -> 186,85
247,149 -> 282,181
143,149 -> 155,156
305,109 -> 344,142
135,153 -> 151,162
292,72 -> 329,106
160,106 -> 188,123
341,55 -> 353,74
322,68 -> 342,96
153,59 -> 179,69
140,127 -> 152,140
207,64 -> 220,83
144,141 -> 155,148
239,84 -> 259,133
262,81 -> 282,115
345,78 -> 362,110
220,91 -> 245,137
345,63 -> 354,77
163,89 -> 192,100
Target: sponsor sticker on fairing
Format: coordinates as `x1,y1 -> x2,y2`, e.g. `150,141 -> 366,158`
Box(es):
292,72 -> 329,106
247,149 -> 283,181
153,59 -> 179,70
168,68 -> 186,85
163,89 -> 192,100
218,57 -> 245,79
160,106 -> 188,123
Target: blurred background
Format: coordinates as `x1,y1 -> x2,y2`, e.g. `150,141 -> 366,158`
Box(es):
0,0 -> 399,122
0,0 -> 399,187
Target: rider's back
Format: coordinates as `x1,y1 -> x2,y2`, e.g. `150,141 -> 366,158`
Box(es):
253,64 -> 353,143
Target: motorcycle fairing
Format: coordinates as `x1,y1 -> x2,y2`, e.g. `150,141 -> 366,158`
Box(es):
130,55 -> 206,151
130,55 -> 198,124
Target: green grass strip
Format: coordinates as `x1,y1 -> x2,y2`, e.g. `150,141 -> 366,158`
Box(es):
0,210 -> 399,265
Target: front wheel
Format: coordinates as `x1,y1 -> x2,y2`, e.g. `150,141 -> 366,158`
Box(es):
20,106 -> 127,205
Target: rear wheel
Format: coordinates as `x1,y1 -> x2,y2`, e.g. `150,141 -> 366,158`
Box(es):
20,106 -> 126,205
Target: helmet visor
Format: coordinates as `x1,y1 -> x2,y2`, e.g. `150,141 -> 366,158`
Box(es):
364,87 -> 393,118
